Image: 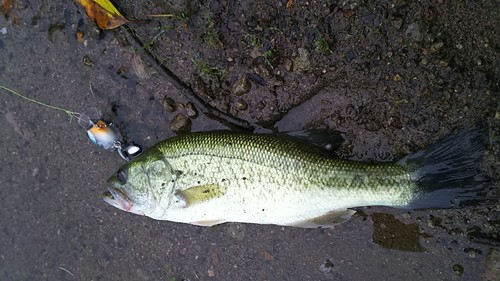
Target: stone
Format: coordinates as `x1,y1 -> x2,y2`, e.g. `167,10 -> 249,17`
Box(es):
185,102 -> 198,118
169,113 -> 191,133
162,96 -> 176,112
231,75 -> 252,96
292,48 -> 310,73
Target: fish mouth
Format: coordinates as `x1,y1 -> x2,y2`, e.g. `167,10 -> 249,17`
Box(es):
102,186 -> 133,211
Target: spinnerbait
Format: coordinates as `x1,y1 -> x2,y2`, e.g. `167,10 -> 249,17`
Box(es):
83,118 -> 142,161
1,85 -> 142,161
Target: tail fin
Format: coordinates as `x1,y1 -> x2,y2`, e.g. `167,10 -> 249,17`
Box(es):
398,129 -> 496,209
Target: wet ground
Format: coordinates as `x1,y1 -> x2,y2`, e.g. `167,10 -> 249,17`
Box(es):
1,0 -> 499,280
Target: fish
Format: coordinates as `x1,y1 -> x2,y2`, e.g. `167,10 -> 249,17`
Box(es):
102,129 -> 493,228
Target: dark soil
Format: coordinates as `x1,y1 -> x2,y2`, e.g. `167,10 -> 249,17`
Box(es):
0,0 -> 499,280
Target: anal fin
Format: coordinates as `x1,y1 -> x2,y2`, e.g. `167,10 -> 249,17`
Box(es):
292,209 -> 356,229
191,219 -> 226,227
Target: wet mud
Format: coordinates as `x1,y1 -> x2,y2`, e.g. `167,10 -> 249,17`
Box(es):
0,0 -> 499,280
371,213 -> 423,252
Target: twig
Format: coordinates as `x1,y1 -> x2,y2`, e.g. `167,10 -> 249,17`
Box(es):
58,266 -> 74,276
122,25 -> 257,132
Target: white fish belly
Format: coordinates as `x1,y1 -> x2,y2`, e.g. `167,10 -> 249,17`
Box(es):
151,155 -> 413,226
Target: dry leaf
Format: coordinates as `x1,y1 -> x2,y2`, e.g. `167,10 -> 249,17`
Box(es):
1,0 -> 12,14
75,0 -> 129,29
263,251 -> 274,261
1,0 -> 20,24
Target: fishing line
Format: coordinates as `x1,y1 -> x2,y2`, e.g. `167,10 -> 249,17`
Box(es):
0,85 -> 80,121
0,84 -> 141,161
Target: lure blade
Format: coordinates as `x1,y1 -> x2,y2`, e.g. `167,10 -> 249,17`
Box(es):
77,107 -> 101,129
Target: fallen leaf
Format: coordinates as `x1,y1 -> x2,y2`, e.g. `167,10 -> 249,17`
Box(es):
74,0 -> 129,29
342,9 -> 354,19
1,0 -> 11,14
1,0 -> 20,24
263,251 -> 274,261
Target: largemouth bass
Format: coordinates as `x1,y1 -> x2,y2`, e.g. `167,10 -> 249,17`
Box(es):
103,130 -> 491,228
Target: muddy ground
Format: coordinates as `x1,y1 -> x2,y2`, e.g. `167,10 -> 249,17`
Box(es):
0,0 -> 499,280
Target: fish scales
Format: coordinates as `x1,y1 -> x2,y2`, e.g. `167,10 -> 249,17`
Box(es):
103,130 -> 489,228
158,133 -> 413,194
146,133 -> 417,225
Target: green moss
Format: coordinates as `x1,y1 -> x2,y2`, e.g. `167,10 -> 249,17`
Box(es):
175,12 -> 190,21
263,49 -> 275,69
245,34 -> 261,49
313,32 -> 333,53
192,58 -> 223,76
202,10 -> 220,46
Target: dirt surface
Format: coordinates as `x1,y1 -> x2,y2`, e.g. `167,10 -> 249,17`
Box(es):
1,0 -> 499,280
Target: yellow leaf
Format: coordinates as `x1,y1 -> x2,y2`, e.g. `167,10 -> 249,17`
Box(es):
75,0 -> 129,30
1,0 -> 20,24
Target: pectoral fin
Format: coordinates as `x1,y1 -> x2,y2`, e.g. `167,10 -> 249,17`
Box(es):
292,209 -> 356,229
175,183 -> 226,207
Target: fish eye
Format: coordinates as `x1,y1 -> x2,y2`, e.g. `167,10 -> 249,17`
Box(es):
116,169 -> 128,185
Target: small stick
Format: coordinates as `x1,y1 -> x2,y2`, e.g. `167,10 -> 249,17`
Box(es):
58,266 -> 74,276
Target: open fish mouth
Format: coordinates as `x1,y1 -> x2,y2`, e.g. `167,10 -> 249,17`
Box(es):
102,186 -> 133,211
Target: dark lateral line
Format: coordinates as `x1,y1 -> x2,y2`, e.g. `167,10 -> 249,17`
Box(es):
123,26 -> 256,133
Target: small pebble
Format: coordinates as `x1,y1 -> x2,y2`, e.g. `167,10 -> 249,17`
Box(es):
257,100 -> 266,109
116,66 -> 128,76
427,215 -> 442,228
464,248 -> 482,258
292,48 -> 310,73
405,22 -> 423,42
185,102 -> 198,118
82,55 -> 93,67
227,223 -> 246,240
247,72 -> 266,85
162,96 -> 176,112
283,58 -> 293,71
231,75 -> 252,96
236,99 -> 248,110
430,42 -> 444,53
485,249 -> 500,281
75,30 -> 85,43
169,114 -> 191,133
320,259 -> 335,273
452,264 -> 464,276
272,75 -> 285,87
392,17 -> 403,29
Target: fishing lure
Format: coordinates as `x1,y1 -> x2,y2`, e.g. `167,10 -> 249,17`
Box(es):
76,107 -> 142,161
88,119 -> 142,161
0,85 -> 141,161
